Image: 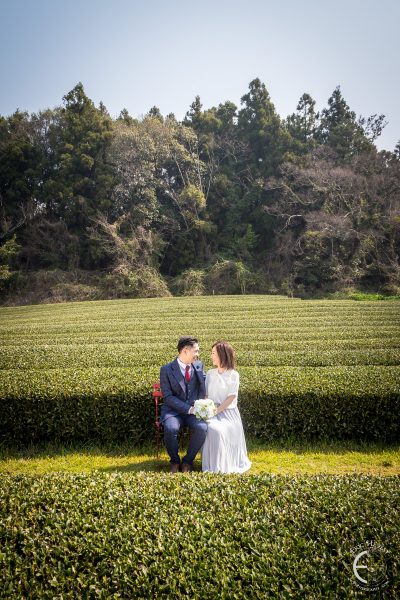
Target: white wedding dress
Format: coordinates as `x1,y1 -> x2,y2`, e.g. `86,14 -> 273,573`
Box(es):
201,368 -> 251,474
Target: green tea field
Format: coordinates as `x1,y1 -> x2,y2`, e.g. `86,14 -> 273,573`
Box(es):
1,295 -> 399,445
1,296 -> 399,597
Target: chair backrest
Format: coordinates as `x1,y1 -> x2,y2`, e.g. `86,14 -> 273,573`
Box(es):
152,382 -> 163,429
152,382 -> 163,399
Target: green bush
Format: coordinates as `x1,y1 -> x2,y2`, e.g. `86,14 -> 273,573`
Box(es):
0,472 -> 398,598
0,368 -> 159,446
50,282 -> 101,302
0,236 -> 20,296
172,269 -> 206,296
1,366 -> 399,446
205,260 -> 253,294
100,266 -> 171,299
0,267 -> 172,305
0,296 -> 399,445
238,366 -> 400,443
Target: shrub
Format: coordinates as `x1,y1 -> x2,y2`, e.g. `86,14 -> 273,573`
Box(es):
0,270 -> 101,306
100,266 -> 171,298
0,368 -> 159,446
381,283 -> 400,297
0,236 -> 20,295
172,269 -> 206,296
1,366 -> 399,446
1,296 -> 399,445
0,267 -> 172,305
238,366 -> 400,443
206,260 -> 253,294
0,473 -> 398,598
50,282 -> 100,302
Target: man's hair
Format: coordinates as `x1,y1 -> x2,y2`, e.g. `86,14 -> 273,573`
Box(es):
177,336 -> 198,353
212,340 -> 236,370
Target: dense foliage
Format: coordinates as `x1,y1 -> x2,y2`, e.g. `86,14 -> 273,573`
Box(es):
1,472 -> 398,598
1,296 -> 399,445
1,81 -> 399,303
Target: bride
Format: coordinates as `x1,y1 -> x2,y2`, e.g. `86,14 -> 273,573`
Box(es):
201,341 -> 251,474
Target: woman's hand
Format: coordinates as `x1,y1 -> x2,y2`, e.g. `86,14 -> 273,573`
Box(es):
215,394 -> 236,414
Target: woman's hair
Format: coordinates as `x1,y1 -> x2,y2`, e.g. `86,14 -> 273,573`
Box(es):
212,340 -> 236,370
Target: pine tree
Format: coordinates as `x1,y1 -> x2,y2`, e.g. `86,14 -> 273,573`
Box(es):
286,93 -> 319,154
317,87 -> 372,159
41,83 -> 115,267
238,78 -> 291,176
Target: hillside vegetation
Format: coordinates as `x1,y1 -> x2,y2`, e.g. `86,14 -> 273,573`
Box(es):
1,81 -> 399,304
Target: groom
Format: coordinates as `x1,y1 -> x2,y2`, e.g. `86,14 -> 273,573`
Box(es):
160,336 -> 207,473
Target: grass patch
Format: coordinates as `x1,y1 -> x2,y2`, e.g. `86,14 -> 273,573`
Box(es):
1,438 -> 399,476
327,290 -> 400,301
348,292 -> 400,301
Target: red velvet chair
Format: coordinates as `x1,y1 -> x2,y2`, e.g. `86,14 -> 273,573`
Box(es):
152,382 -> 163,458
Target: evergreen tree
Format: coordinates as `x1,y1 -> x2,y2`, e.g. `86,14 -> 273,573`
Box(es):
0,110 -> 42,240
317,87 -> 372,159
238,78 -> 291,176
41,83 -> 115,267
45,83 -> 114,228
184,96 -> 203,131
117,108 -> 136,126
393,140 -> 400,160
286,93 -> 319,155
147,106 -> 163,121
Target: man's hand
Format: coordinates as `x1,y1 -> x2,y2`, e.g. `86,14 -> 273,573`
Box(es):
188,406 -> 195,415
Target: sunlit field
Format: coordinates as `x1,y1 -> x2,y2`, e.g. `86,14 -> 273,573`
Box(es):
1,296 -> 399,597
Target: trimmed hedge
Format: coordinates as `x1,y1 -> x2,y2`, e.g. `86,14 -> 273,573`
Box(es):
0,472 -> 399,598
0,366 -> 399,445
239,366 -> 400,443
0,367 -> 158,446
1,296 -> 399,445
1,344 -> 400,369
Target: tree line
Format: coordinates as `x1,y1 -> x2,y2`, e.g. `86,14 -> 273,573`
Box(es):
0,79 -> 399,302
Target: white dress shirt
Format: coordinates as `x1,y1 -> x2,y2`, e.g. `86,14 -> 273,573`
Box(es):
177,358 -> 194,414
177,357 -> 192,379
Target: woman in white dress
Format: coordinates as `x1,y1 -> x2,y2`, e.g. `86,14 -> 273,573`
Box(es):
201,341 -> 251,474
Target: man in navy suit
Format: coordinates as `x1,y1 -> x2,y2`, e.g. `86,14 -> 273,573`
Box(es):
160,336 -> 207,473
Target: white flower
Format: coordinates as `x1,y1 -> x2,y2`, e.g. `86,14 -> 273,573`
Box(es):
194,398 -> 216,421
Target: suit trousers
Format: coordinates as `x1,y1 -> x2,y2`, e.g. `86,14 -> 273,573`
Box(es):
163,413 -> 208,465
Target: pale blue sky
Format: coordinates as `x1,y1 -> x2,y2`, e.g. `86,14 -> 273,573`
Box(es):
1,0 -> 399,151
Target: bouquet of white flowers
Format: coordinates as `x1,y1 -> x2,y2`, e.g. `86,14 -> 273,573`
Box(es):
193,398 -> 217,420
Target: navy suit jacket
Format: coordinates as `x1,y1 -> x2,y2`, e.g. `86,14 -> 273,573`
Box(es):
160,359 -> 206,423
